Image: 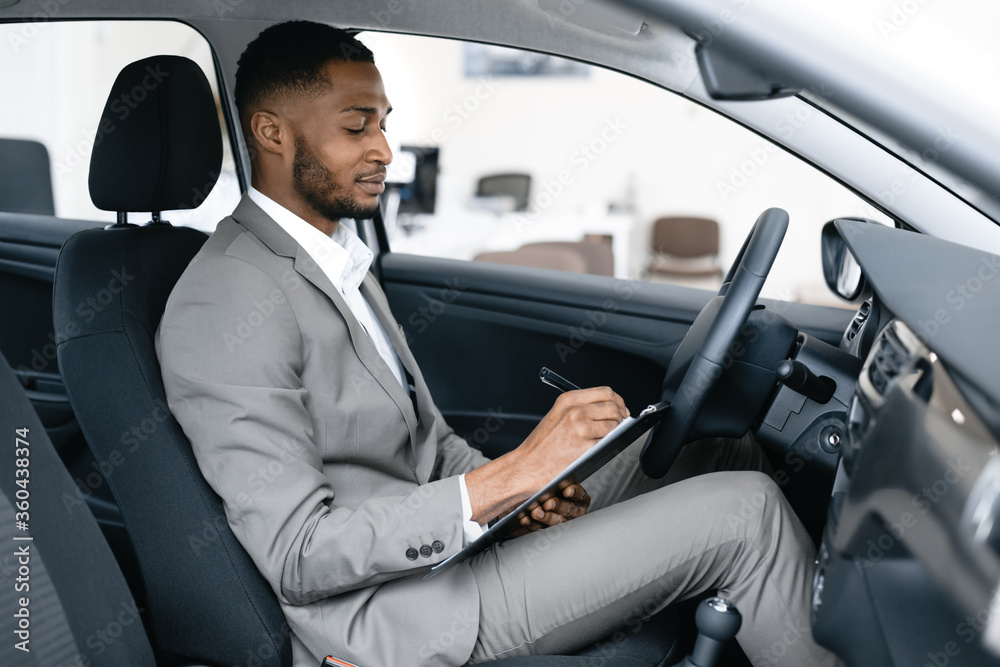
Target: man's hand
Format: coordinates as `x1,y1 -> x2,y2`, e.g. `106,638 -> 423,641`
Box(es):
466,387 -> 627,525
512,481 -> 591,535
516,386 -> 629,484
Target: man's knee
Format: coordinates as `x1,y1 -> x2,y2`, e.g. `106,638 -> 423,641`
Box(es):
714,471 -> 784,535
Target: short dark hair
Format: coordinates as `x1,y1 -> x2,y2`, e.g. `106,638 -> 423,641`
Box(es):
234,21 -> 375,122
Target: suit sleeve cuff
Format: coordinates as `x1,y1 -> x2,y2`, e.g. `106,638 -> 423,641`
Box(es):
458,473 -> 485,544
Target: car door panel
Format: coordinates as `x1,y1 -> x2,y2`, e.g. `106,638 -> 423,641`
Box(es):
0,213 -> 140,594
0,213 -> 97,428
381,252 -> 855,458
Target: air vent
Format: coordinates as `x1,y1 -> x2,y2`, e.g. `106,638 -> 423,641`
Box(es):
868,327 -> 907,394
868,328 -> 908,394
846,300 -> 872,342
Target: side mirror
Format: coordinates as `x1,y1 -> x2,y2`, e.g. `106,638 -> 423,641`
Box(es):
821,219 -> 870,302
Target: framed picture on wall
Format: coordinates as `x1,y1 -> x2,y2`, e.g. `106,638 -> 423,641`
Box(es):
463,43 -> 590,77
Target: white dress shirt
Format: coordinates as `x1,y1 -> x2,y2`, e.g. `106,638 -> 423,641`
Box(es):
247,187 -> 483,543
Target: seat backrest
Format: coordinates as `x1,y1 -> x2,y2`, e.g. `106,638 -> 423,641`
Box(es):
0,350 -> 155,667
476,172 -> 532,211
0,137 -> 55,215
651,216 -> 720,258
52,55 -> 290,666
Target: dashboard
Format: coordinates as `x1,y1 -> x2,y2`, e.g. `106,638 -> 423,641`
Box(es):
807,220 -> 1000,666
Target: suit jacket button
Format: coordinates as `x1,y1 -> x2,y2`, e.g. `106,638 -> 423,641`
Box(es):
406,548 -> 419,561
431,540 -> 444,553
419,544 -> 433,558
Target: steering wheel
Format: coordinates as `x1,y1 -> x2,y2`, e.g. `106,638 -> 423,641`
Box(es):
640,208 -> 789,478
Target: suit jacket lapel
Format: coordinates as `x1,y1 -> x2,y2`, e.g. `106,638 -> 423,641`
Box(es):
230,195 -> 420,449
360,274 -> 440,483
359,273 -> 425,407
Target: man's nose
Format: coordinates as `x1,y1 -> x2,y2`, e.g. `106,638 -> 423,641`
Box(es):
366,129 -> 392,165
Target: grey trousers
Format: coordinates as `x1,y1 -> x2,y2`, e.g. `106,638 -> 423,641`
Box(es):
467,433 -> 842,667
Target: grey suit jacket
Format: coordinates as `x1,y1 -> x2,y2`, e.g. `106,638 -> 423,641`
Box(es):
156,195 -> 491,666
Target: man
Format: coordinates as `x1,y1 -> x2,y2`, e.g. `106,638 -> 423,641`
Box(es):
156,21 -> 841,667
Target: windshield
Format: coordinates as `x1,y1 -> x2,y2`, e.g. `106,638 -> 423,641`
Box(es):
775,0 -> 1000,221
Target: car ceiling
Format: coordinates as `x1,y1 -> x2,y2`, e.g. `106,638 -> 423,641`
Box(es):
2,0 -> 701,92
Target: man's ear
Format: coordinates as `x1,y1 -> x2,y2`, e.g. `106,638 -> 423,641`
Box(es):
249,110 -> 288,157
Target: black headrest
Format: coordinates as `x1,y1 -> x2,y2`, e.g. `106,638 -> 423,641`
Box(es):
0,138 -> 55,215
89,55 -> 222,213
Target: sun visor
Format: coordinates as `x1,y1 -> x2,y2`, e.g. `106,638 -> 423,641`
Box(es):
537,0 -> 646,36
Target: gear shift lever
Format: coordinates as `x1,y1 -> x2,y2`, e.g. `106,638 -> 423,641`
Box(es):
680,597 -> 742,667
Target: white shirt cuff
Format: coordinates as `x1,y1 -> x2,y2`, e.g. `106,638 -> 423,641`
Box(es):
459,474 -> 485,544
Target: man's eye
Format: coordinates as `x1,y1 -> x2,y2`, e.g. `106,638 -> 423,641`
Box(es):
346,127 -> 364,135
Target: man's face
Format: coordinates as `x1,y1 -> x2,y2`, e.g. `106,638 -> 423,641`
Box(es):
288,60 -> 392,223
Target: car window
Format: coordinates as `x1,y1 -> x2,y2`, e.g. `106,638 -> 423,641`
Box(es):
0,20 -> 239,231
357,31 -> 892,307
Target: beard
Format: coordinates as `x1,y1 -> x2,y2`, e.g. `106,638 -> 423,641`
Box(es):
291,135 -> 380,223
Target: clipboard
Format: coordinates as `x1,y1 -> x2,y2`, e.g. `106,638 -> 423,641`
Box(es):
425,400 -> 671,579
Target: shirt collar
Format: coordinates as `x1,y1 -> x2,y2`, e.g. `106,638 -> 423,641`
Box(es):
247,186 -> 373,292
